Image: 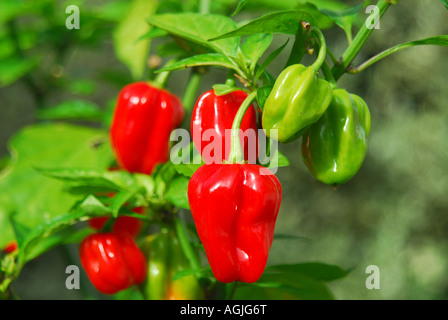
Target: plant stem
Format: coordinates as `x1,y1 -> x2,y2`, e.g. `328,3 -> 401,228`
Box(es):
174,212 -> 202,274
321,61 -> 337,86
227,91 -> 258,164
347,36 -> 448,74
182,69 -> 203,112
309,27 -> 327,72
227,281 -> 238,300
284,20 -> 310,69
331,0 -> 396,81
200,0 -> 211,14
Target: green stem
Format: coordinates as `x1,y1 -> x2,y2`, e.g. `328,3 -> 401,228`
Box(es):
331,0 -> 396,81
227,281 -> 238,300
174,212 -> 201,274
321,61 -> 336,86
182,69 -> 202,112
347,36 -> 448,74
153,59 -> 177,88
200,0 -> 211,14
227,91 -> 258,164
309,27 -> 327,72
284,20 -> 310,69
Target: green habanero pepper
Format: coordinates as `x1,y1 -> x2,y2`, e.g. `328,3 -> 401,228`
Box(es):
301,88 -> 371,186
143,229 -> 204,300
262,28 -> 333,143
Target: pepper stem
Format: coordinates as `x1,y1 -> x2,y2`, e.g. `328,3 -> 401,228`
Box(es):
174,212 -> 202,275
227,91 -> 258,164
310,27 -> 327,72
152,59 -> 177,89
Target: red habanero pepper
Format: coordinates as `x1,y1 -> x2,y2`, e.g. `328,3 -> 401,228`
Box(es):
188,163 -> 282,283
191,90 -> 258,164
79,232 -> 147,295
110,82 -> 185,175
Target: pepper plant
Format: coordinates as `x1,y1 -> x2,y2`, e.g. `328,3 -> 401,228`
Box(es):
1,0 -> 448,300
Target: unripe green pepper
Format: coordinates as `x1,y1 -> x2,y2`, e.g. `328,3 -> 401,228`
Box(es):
301,88 -> 371,186
262,64 -> 333,142
262,28 -> 333,143
143,229 -> 203,300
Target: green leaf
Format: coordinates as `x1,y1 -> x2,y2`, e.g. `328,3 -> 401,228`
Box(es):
212,84 -> 242,96
265,148 -> 290,169
109,188 -> 142,218
320,4 -> 362,39
147,13 -> 239,57
36,168 -> 128,191
256,85 -> 273,111
234,270 -> 334,300
156,53 -> 237,73
16,208 -> 88,265
233,261 -> 349,300
113,0 -> 158,80
138,28 -> 168,41
25,227 -> 93,262
273,233 -> 312,243
232,0 -> 249,16
37,100 -> 103,121
441,0 -> 448,9
254,39 -> 289,84
0,124 -> 114,249
79,195 -> 112,217
266,263 -> 350,282
0,0 -> 29,23
65,79 -> 98,96
165,176 -> 190,209
240,33 -> 273,72
173,163 -> 202,178
0,56 -> 40,87
209,11 -> 315,41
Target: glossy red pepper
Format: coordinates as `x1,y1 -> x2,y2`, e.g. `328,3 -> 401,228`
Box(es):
110,82 -> 185,175
191,90 -> 258,164
79,232 -> 147,294
188,163 -> 282,283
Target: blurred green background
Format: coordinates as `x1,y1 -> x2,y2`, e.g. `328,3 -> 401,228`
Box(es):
1,0 -> 448,299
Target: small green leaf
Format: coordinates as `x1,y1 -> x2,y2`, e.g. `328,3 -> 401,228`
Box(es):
240,33 -> 273,72
156,53 -> 237,73
256,85 -> 273,111
209,11 -> 314,41
36,168 -> 126,191
320,4 -> 362,39
66,79 -> 98,96
165,176 -> 190,209
0,56 -> 40,87
148,13 -> 239,57
266,263 -> 351,282
173,163 -> 203,178
79,195 -> 112,216
109,188 -> 142,218
138,28 -> 168,41
232,0 -> 249,16
254,39 -> 289,84
273,233 -> 312,243
212,84 -> 243,96
442,0 -> 448,9
37,100 -> 103,121
113,0 -> 158,80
